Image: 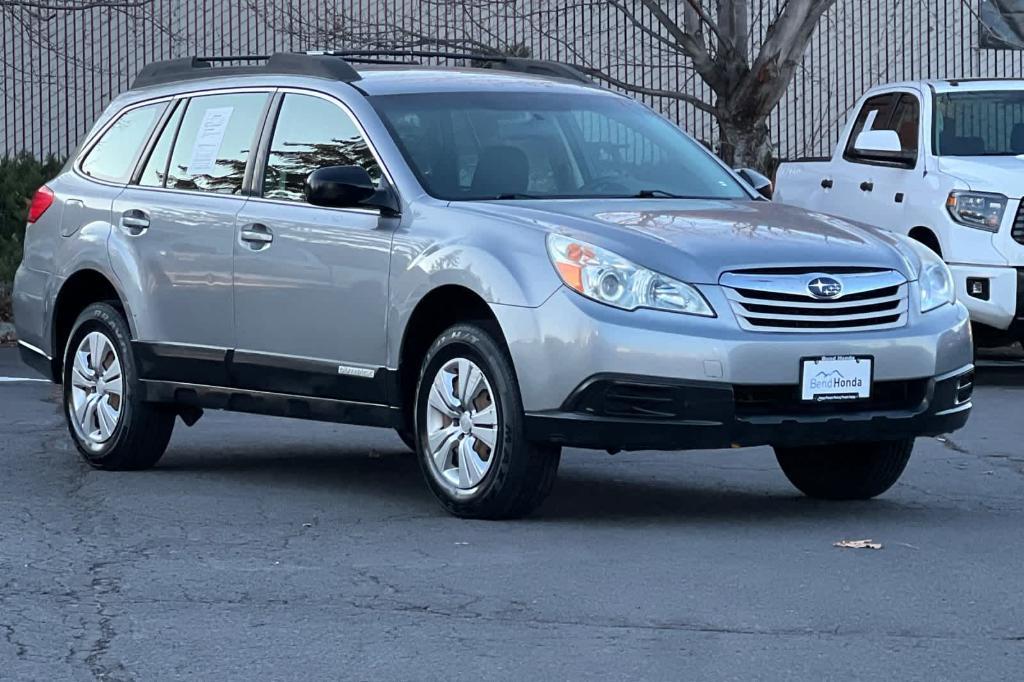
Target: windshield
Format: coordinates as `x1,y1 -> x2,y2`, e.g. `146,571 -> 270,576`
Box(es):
934,90 -> 1024,156
371,92 -> 750,201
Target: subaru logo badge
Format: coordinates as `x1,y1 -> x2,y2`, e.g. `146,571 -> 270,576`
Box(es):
807,276 -> 843,299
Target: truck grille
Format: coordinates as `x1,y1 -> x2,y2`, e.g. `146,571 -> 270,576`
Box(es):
720,268 -> 909,333
1013,201 -> 1024,246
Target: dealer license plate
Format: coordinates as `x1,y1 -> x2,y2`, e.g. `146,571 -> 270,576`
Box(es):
800,356 -> 872,402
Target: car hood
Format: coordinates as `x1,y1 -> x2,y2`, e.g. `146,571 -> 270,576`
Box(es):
455,199 -> 912,284
938,156 -> 1024,198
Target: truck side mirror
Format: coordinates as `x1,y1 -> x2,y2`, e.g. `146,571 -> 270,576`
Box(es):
735,168 -> 773,199
852,130 -> 916,168
854,129 -> 903,153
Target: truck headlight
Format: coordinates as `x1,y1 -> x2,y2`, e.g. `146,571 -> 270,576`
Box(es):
546,234 -> 715,316
946,191 -> 1006,232
904,238 -> 955,312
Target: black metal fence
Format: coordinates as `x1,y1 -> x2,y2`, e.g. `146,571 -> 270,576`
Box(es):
3,1 -> 1023,161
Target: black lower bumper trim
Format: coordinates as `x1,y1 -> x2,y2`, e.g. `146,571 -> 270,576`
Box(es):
1011,267 -> 1024,339
18,343 -> 56,382
525,369 -> 973,451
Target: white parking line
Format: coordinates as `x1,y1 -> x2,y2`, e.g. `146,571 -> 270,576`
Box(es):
0,377 -> 50,383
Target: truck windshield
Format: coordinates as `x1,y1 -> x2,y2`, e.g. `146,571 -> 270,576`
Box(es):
934,90 -> 1024,156
371,91 -> 751,201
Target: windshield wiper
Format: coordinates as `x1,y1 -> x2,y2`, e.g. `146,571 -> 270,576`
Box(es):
632,189 -> 702,199
492,193 -> 546,200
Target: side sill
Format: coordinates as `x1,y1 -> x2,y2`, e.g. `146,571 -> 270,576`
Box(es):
139,379 -> 403,429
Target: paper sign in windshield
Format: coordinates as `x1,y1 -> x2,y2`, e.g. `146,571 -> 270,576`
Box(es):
187,107 -> 233,176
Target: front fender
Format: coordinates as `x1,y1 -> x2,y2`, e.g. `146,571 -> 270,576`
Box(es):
386,207 -> 562,367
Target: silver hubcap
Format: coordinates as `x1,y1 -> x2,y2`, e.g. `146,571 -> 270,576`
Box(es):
69,331 -> 123,444
425,358 -> 499,490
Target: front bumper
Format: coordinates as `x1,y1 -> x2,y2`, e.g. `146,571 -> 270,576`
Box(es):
525,365 -> 974,451
494,287 -> 974,413
948,263 -> 1022,331
494,285 -> 974,451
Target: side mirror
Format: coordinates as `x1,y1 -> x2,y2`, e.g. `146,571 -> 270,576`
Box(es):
736,168 -> 773,199
304,165 -> 400,215
854,129 -> 903,153
852,130 -> 916,167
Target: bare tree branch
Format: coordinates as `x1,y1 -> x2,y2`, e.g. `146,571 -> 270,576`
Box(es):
254,0 -> 837,171
0,0 -> 151,9
580,66 -> 716,114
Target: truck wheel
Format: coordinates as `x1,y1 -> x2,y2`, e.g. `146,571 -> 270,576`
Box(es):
774,438 -> 914,500
414,322 -> 560,519
62,302 -> 176,470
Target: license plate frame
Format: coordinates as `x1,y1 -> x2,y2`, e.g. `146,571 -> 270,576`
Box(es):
799,355 -> 873,402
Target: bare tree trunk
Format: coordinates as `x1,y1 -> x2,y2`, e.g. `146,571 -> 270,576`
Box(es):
716,115 -> 774,173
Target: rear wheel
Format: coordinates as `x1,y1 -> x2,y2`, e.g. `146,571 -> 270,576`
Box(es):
62,302 -> 175,470
414,322 -> 560,519
774,438 -> 914,500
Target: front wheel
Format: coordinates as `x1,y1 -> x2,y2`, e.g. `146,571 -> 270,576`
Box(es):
414,322 -> 560,519
62,302 -> 176,470
774,438 -> 914,500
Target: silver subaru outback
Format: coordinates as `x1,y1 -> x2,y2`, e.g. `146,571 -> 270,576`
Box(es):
13,52 -> 973,518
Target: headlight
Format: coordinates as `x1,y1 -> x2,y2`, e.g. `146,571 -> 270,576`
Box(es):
946,191 -> 1006,232
903,238 -> 955,312
546,234 -> 715,316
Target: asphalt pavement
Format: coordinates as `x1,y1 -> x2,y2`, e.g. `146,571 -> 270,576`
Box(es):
1,346 -> 1022,680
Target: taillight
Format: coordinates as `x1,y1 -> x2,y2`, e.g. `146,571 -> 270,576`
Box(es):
27,186 -> 55,224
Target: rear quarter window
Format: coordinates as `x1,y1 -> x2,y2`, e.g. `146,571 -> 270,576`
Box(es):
79,102 -> 165,183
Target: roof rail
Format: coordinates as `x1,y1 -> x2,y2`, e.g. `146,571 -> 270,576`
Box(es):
132,53 -> 362,89
314,49 -> 592,84
131,50 -> 592,90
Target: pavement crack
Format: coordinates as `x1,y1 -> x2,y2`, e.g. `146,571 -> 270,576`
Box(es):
1,622 -> 29,658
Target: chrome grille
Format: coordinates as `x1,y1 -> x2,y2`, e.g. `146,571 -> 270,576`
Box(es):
1013,201 -> 1024,246
721,269 -> 909,333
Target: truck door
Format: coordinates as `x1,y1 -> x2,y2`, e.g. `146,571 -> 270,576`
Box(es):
839,93 -> 921,235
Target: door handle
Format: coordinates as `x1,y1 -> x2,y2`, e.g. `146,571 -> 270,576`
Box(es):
860,181 -> 874,192
820,178 -> 833,189
120,209 -> 150,235
239,223 -> 273,248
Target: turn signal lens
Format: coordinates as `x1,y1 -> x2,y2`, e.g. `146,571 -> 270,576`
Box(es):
27,186 -> 55,224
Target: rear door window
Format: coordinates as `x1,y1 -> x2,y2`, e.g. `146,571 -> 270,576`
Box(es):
261,93 -> 382,202
80,102 -> 165,183
164,92 -> 269,194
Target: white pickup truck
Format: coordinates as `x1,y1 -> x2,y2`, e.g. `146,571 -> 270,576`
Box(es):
775,79 -> 1024,345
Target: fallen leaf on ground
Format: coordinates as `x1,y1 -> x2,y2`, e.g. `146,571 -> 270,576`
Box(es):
833,539 -> 882,550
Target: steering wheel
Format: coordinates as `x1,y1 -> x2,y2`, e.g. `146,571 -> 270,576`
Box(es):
583,176 -> 630,195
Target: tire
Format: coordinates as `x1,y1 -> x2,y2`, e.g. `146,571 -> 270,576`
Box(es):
414,322 -> 560,519
62,302 -> 175,470
774,438 -> 914,500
